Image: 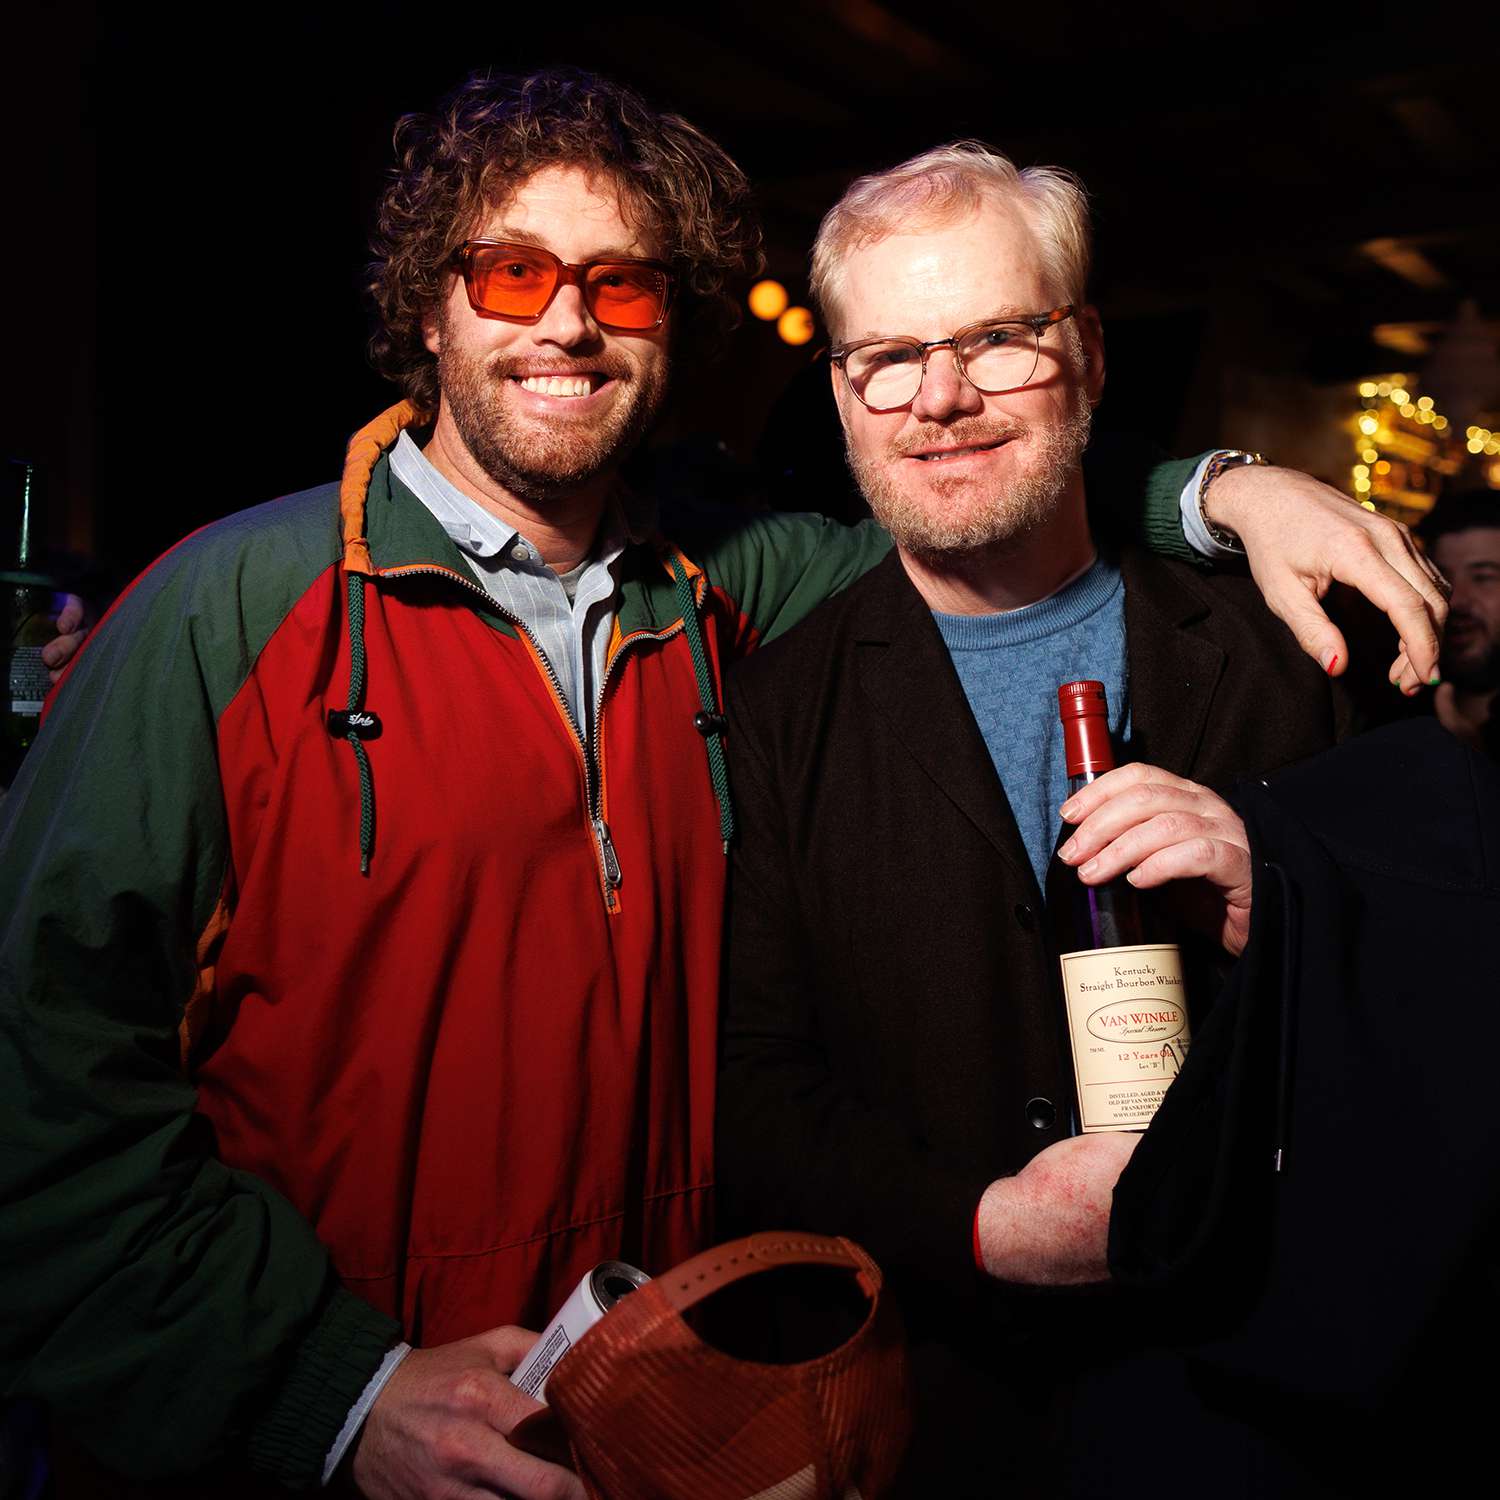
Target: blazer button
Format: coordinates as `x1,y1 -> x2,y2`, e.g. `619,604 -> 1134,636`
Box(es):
1025,1097 -> 1057,1130
1014,903 -> 1037,932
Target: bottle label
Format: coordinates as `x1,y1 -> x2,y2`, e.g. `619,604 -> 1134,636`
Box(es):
1057,942 -> 1189,1131
8,645 -> 49,717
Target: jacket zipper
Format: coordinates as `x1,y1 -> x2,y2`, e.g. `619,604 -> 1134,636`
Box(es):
584,563 -> 705,901
585,618 -> 688,905
378,562 -> 690,910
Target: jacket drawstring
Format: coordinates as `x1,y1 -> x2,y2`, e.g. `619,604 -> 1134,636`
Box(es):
669,554 -> 736,854
330,403 -> 418,876
330,556 -> 731,872
326,571 -> 378,875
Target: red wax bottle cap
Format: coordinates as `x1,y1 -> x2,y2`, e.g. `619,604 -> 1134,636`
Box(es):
1058,679 -> 1115,777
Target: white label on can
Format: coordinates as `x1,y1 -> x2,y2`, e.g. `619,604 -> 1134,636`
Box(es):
508,1267 -> 607,1402
511,1323 -> 572,1398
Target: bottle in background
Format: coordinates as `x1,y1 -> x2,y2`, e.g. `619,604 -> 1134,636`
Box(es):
3,460 -> 62,787
1054,679 -> 1191,1132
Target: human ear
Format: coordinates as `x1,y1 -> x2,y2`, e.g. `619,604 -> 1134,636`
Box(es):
1078,305 -> 1105,406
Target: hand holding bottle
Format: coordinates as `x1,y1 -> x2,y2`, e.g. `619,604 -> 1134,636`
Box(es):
40,593 -> 89,684
1057,764 -> 1252,958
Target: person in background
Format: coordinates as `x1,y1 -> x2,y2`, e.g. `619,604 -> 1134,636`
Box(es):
1420,488 -> 1500,754
4,74 -> 1444,1500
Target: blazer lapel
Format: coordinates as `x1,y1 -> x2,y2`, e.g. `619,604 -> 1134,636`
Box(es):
1122,550 -> 1227,778
851,552 -> 1035,885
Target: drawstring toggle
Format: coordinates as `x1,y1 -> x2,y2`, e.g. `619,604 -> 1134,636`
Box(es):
327,709 -> 382,740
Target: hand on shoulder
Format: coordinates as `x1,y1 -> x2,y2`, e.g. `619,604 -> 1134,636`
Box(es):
1204,462 -> 1447,692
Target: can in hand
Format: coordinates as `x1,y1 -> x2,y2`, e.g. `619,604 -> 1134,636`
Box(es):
510,1261 -> 651,1401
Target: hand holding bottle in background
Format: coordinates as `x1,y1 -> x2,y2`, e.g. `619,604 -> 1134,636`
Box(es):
4,455 -> 93,784
1057,764 -> 1253,959
3,592 -> 90,790
41,594 -> 89,684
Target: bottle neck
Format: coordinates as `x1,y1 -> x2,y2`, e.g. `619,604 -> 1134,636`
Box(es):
4,461 -> 36,572
17,465 -> 31,570
1062,713 -> 1114,781
1066,768 -> 1098,798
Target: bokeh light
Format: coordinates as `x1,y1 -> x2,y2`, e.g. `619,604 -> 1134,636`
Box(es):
748,280 -> 789,321
777,306 -> 816,346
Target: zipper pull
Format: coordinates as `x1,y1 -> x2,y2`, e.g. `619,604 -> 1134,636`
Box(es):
593,817 -> 622,894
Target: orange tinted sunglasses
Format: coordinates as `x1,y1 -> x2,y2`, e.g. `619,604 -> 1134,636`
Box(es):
451,239 -> 675,332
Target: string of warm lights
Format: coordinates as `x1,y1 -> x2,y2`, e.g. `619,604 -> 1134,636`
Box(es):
1350,378 -> 1460,509
1464,423 -> 1500,457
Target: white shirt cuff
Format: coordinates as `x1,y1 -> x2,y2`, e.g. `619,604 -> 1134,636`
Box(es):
321,1341 -> 413,1486
1179,452 -> 1242,559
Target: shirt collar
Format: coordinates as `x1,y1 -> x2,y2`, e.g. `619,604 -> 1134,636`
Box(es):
390,431 -> 519,560
391,429 -> 644,569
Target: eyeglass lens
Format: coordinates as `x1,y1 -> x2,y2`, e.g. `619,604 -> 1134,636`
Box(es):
466,244 -> 669,330
844,323 -> 1042,409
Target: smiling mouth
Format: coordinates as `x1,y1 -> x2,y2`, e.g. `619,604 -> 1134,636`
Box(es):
909,439 -> 1009,463
514,373 -> 608,398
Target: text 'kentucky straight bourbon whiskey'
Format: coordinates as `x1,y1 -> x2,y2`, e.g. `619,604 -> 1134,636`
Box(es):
1055,680 -> 1190,1132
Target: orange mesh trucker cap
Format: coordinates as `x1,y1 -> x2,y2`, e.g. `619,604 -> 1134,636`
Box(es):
513,1232 -> 911,1500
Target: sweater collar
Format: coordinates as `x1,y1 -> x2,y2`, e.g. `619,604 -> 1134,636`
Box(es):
931,552 -> 1121,651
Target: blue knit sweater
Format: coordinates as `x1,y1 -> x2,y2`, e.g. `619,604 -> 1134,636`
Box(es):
933,555 -> 1128,894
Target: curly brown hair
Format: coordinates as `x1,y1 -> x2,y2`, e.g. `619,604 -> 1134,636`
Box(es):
367,68 -> 762,414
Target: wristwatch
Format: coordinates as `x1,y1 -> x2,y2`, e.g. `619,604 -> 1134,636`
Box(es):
1196,449 -> 1269,553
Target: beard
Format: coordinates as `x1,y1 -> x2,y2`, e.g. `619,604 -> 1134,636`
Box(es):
847,384 -> 1093,564
1440,615 -> 1500,693
435,313 -> 669,505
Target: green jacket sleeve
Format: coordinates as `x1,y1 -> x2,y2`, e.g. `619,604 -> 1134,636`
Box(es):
1082,437 -> 1204,563
0,524 -> 398,1488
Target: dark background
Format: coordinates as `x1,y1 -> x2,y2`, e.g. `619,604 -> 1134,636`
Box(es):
8,0 -> 1498,587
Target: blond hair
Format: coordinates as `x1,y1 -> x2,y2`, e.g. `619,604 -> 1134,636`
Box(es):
811,141 -> 1091,337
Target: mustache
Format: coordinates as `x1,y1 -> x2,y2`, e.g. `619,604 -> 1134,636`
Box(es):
887,416 -> 1028,458
490,354 -> 633,381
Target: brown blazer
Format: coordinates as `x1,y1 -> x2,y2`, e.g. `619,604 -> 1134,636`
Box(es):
717,543 -> 1348,1495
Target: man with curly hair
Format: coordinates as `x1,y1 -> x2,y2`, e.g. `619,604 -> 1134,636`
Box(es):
0,68 -> 1448,1500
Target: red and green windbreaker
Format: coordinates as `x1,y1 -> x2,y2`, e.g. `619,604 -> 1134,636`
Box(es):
0,404 -> 1200,1488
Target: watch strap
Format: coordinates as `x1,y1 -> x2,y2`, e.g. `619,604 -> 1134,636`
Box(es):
1196,449 -> 1269,553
